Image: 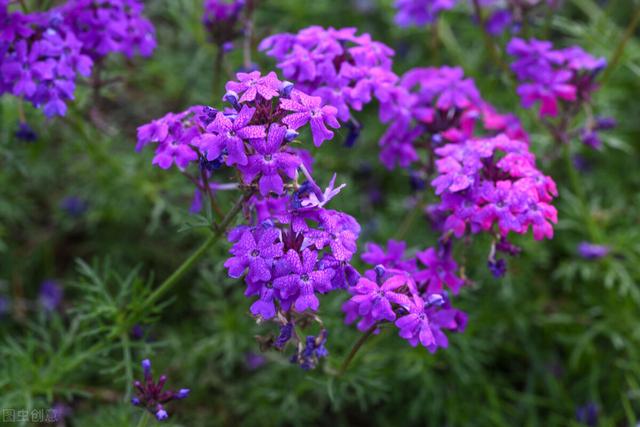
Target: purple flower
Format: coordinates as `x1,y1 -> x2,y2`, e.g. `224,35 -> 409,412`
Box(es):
281,90 -> 340,147
240,124 -> 301,196
61,0 -> 156,59
577,242 -> 609,260
132,359 -> 189,421
205,105 -> 266,166
225,71 -> 280,103
39,279 -> 63,311
361,240 -> 416,271
224,226 -> 283,283
394,0 -> 457,27
576,402 -> 599,427
307,210 -> 360,261
348,274 -> 412,322
273,249 -> 334,313
395,294 -> 466,352
414,247 -> 464,294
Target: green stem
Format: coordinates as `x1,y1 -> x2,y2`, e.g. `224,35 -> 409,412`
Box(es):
139,193 -> 249,311
562,144 -> 600,242
602,5 -> 640,84
338,324 -> 378,377
135,411 -> 151,427
470,0 -> 512,79
121,334 -> 133,400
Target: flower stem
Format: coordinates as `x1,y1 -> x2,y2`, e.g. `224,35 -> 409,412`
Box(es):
139,193 -> 249,311
337,324 -> 378,377
602,5 -> 640,84
470,0 -> 512,79
135,411 -> 151,427
562,143 -> 600,242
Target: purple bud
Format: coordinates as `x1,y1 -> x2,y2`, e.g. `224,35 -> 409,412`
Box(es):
155,408 -> 168,421
222,41 -> 234,53
175,389 -> 190,399
426,293 -> 446,307
15,122 -> 37,142
595,117 -> 616,131
141,359 -> 151,377
285,128 -> 299,142
131,397 -> 141,406
488,259 -> 507,278
223,90 -> 240,110
374,265 -> 385,279
280,81 -> 294,98
577,242 -> 609,260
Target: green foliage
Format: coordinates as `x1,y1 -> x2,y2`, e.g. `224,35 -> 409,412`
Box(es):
1,0 -> 640,426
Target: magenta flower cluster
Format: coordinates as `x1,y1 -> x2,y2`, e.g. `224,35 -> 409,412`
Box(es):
343,240 -> 467,352
507,38 -> 606,118
0,0 -> 155,117
432,133 -> 558,240
259,26 -> 396,124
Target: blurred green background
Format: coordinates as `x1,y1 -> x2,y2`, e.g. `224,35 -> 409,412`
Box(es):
1,0 -> 640,425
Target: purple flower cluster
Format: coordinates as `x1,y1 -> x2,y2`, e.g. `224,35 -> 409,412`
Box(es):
393,0 -> 456,27
344,240 -> 467,352
137,71 -> 358,369
377,66 -> 527,169
0,6 -> 92,117
60,0 -> 156,59
431,133 -> 558,240
226,182 -> 360,320
260,27 -> 396,124
507,38 -> 605,118
0,0 -> 155,116
202,0 -> 244,47
137,71 -> 340,183
131,359 -> 189,421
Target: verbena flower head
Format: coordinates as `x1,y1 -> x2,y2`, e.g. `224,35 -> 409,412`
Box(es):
394,0 -> 457,27
202,0 -> 244,46
60,0 -> 156,59
344,243 -> 467,352
131,359 -> 190,421
136,70 -> 358,370
260,26 -> 396,123
0,8 -> 93,117
507,38 -> 606,118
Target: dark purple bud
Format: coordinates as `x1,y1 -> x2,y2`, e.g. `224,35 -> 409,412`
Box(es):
577,242 -> 609,260
409,171 -> 426,192
576,402 -> 599,427
344,265 -> 360,287
175,389 -> 190,399
15,122 -> 37,142
595,117 -> 616,131
488,259 -> 507,278
275,323 -> 293,349
581,130 -> 602,149
280,81 -> 294,98
141,359 -> 151,377
374,265 -> 386,280
131,397 -> 141,406
223,90 -> 240,110
343,121 -> 361,147
60,196 -> 88,217
245,352 -> 266,370
432,133 -> 443,144
426,293 -> 446,307
155,407 -> 169,421
39,280 -> 63,312
222,41 -> 234,53
285,128 -> 299,142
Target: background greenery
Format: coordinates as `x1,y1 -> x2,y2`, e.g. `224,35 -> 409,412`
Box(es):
1,0 -> 640,425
